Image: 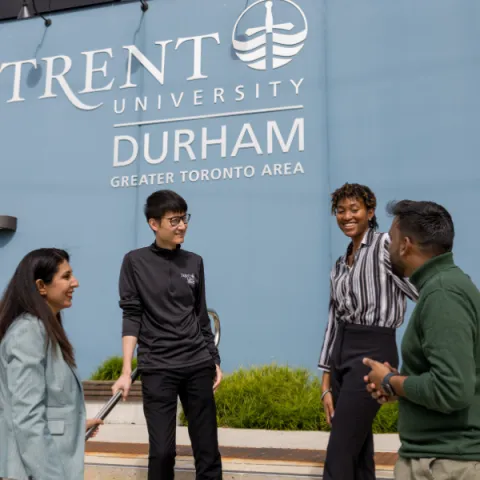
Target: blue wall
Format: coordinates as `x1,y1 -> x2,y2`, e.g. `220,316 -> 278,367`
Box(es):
0,0 -> 478,379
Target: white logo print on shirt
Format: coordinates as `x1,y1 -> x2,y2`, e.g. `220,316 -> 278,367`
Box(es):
181,273 -> 196,286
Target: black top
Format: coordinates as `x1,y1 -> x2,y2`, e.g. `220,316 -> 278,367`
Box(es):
119,243 -> 220,370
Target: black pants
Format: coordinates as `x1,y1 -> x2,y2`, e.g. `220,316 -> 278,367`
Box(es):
141,361 -> 222,480
323,323 -> 399,480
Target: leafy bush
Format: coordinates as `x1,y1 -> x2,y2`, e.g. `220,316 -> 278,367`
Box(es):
372,401 -> 399,433
179,363 -> 398,432
90,359 -> 398,432
90,356 -> 138,381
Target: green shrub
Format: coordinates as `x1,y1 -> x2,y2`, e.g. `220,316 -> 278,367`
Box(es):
90,356 -> 138,381
179,363 -> 398,432
371,401 -> 399,433
90,359 -> 398,432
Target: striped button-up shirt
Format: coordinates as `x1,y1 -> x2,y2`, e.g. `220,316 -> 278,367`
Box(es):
318,229 -> 418,371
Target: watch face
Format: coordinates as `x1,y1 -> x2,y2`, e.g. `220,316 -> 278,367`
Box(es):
382,381 -> 394,397
383,383 -> 393,396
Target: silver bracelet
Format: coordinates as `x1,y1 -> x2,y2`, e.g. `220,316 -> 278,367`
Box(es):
321,389 -> 332,401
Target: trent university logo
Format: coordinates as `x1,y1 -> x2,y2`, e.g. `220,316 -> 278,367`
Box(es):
232,0 -> 308,71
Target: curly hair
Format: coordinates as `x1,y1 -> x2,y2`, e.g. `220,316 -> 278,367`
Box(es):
331,182 -> 379,230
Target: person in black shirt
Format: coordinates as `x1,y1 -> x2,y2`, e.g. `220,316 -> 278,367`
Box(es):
112,190 -> 222,480
318,183 -> 417,480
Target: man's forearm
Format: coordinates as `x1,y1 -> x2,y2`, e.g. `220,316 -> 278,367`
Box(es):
122,336 -> 138,375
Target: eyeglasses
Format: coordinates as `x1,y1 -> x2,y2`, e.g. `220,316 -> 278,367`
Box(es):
165,213 -> 191,227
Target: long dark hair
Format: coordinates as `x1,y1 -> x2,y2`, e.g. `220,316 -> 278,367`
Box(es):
0,248 -> 76,367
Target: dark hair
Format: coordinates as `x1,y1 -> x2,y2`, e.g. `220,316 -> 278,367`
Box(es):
331,182 -> 379,230
386,200 -> 454,255
0,248 -> 76,367
144,190 -> 188,221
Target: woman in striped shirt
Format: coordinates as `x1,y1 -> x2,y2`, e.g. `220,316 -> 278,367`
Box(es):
319,183 -> 417,480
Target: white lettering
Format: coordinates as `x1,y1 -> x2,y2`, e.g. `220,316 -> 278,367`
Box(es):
231,123 -> 263,157
267,118 -> 304,154
171,92 -> 184,108
193,90 -> 203,106
120,42 -> 172,89
244,166 -> 255,178
39,55 -> 102,110
290,78 -> 304,95
214,88 -> 225,104
179,166 -> 255,183
210,168 -> 221,180
174,130 -> 196,161
189,170 -> 200,182
135,96 -> 148,112
262,164 -> 272,176
113,135 -> 138,167
111,171 -> 175,188
80,48 -> 114,94
144,132 -> 168,164
114,98 -> 125,114
175,33 -> 220,81
269,81 -> 281,97
293,162 -> 305,174
0,59 -> 37,103
201,126 -> 227,160
235,85 -> 245,102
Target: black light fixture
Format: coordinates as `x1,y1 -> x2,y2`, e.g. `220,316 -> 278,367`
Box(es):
0,216 -> 17,232
18,0 -> 52,27
140,0 -> 149,12
17,0 -> 32,19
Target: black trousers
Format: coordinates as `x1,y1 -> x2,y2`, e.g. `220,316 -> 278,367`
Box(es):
323,323 -> 399,480
141,361 -> 222,480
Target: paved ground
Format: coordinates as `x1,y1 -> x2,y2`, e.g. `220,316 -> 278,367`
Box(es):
86,441 -> 398,468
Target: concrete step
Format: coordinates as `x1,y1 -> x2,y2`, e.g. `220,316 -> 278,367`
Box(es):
85,457 -> 394,479
85,444 -> 395,479
84,426 -> 398,479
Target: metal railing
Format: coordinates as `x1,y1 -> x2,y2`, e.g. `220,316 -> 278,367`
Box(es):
85,309 -> 221,441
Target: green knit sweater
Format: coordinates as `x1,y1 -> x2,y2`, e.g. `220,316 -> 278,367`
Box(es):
398,252 -> 480,460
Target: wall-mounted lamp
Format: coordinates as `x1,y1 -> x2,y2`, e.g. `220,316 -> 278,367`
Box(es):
18,0 -> 52,27
140,0 -> 149,12
0,216 -> 18,232
17,0 -> 32,19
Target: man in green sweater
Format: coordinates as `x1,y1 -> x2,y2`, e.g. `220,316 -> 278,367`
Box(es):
363,200 -> 480,479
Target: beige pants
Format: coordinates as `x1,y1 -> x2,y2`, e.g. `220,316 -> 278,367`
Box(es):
395,457 -> 480,480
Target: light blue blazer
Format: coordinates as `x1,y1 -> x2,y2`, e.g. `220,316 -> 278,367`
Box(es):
0,314 -> 86,480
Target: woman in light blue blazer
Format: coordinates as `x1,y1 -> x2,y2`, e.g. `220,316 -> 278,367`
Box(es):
0,248 -> 103,480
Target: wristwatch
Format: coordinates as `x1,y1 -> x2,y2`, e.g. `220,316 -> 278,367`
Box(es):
381,372 -> 398,396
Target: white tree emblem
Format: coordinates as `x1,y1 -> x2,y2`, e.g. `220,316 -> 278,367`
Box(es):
232,0 -> 308,71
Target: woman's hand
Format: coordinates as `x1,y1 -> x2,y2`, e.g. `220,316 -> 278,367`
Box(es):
213,364 -> 223,392
85,418 -> 104,439
322,391 -> 335,425
321,372 -> 335,426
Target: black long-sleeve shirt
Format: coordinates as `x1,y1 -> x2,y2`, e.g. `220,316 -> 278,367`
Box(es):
119,243 -> 220,370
